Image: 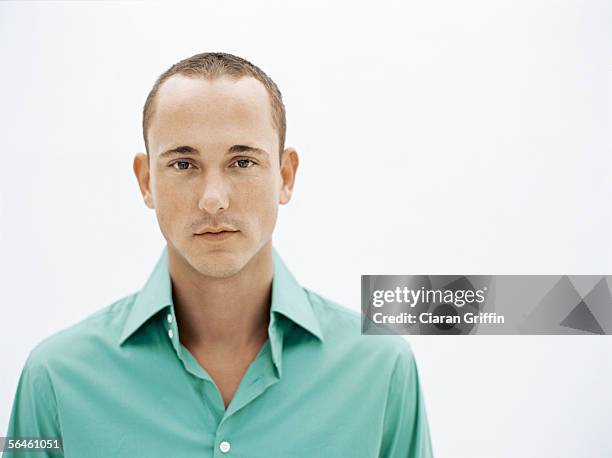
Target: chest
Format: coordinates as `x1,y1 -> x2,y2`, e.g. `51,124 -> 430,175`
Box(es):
54,339 -> 389,458
189,346 -> 262,409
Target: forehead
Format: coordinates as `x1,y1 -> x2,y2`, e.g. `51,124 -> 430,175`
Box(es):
147,74 -> 277,155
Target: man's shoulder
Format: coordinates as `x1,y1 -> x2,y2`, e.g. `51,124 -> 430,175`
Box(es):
25,292 -> 138,372
304,288 -> 361,328
305,288 -> 415,365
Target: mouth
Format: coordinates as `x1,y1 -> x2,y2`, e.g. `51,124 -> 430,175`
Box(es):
195,230 -> 239,241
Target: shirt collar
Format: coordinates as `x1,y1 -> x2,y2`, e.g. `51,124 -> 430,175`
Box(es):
119,246 -> 324,358
119,247 -> 173,346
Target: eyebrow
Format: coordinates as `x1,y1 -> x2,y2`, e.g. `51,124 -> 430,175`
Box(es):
159,144 -> 269,158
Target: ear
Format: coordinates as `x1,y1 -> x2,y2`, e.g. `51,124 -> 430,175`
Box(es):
133,153 -> 155,209
279,147 -> 299,205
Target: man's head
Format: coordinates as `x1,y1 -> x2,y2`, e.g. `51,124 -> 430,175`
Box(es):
133,52 -> 298,278
142,52 -> 286,157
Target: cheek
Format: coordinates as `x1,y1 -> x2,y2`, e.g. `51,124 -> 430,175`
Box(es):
153,180 -> 194,232
237,178 -> 279,230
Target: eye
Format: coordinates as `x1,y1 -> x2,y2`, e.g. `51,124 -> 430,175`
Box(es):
171,161 -> 194,171
231,158 -> 257,169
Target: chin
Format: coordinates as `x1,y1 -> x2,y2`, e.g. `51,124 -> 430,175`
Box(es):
187,249 -> 249,279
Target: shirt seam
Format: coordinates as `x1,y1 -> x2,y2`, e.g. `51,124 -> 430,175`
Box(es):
27,355 -> 64,439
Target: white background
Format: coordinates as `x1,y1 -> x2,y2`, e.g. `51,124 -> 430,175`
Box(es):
1,1 -> 611,457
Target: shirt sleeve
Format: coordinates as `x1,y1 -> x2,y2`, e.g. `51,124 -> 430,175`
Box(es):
379,342 -> 434,458
3,352 -> 64,458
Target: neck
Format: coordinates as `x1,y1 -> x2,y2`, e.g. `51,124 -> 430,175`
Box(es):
167,242 -> 274,353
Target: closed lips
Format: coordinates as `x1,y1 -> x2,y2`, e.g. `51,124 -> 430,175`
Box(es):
196,228 -> 237,234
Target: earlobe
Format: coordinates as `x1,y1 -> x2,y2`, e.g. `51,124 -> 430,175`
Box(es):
279,187 -> 292,205
279,147 -> 299,205
144,193 -> 154,209
133,153 -> 155,209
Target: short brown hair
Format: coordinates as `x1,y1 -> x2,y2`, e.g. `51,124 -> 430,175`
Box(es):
142,52 -> 286,156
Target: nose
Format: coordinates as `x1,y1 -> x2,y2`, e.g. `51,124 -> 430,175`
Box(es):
198,171 -> 230,215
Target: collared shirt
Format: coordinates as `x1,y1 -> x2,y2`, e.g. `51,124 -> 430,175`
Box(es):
4,247 -> 433,457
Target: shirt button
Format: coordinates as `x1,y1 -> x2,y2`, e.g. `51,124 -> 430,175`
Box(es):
167,329 -> 173,339
219,440 -> 231,453
167,313 -> 173,324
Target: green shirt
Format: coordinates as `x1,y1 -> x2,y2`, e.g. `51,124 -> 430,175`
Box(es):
4,247 -> 433,457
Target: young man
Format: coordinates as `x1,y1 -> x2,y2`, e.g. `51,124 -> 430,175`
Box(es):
5,52 -> 433,457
